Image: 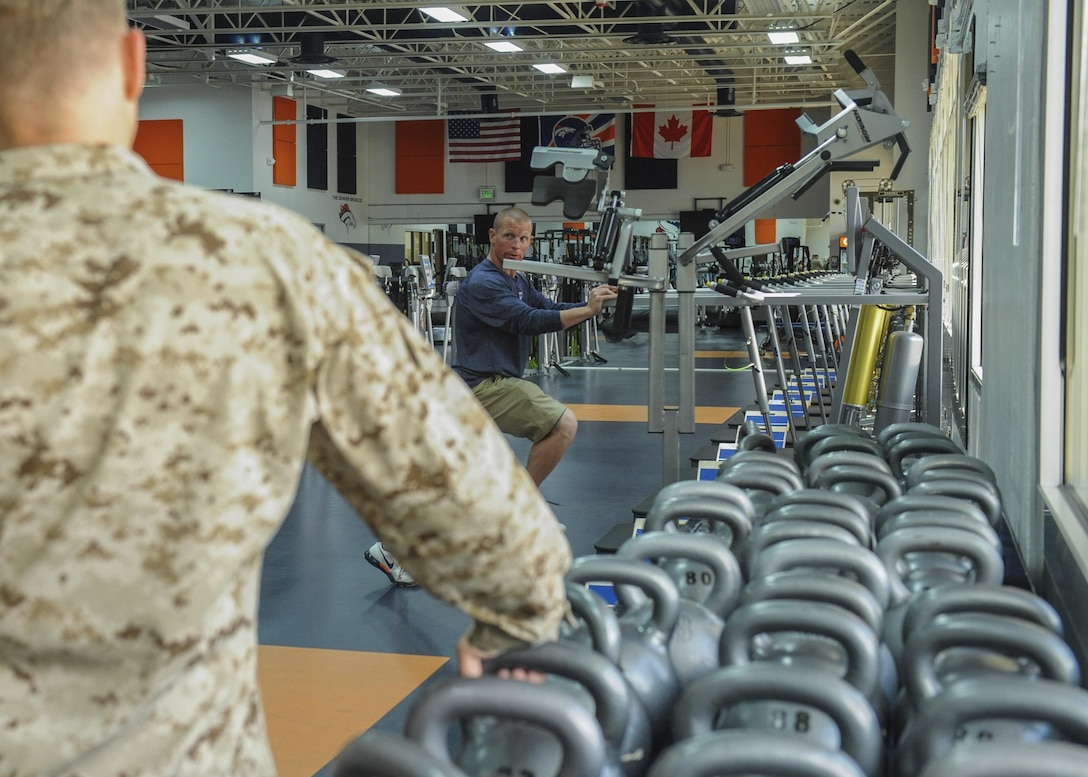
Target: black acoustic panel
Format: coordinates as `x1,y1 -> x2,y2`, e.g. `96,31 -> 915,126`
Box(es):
336,114 -> 357,195
622,114 -> 677,190
504,117 -> 539,193
473,213 -> 493,246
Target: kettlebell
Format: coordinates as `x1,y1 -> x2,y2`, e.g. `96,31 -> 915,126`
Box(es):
907,473 -> 1004,528
805,449 -> 894,490
885,435 -> 965,480
646,730 -> 867,777
404,676 -> 607,777
807,434 -> 887,463
760,501 -> 874,548
897,676 -> 1088,777
715,467 -> 803,513
738,571 -> 897,709
669,663 -> 884,777
559,583 -> 655,775
900,612 -> 1081,713
330,729 -> 470,777
566,556 -> 684,749
718,599 -> 887,727
902,583 -> 1064,642
616,532 -> 742,683
904,453 -> 998,491
643,481 -> 755,553
741,521 -> 863,580
717,449 -> 801,479
484,642 -> 648,777
811,463 -> 902,508
874,493 -> 991,537
876,525 -> 1005,610
641,483 -> 754,601
916,740 -> 1088,777
875,422 -> 948,449
793,425 -> 873,470
768,489 -> 875,530
747,538 -> 891,611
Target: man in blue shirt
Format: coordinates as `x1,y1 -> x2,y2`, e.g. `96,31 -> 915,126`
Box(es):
366,207 -> 616,587
453,207 -> 618,484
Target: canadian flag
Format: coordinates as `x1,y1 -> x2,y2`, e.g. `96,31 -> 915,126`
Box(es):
631,105 -> 713,158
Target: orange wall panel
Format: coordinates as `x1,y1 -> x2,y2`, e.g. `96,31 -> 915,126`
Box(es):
133,119 -> 184,181
395,120 -> 445,195
273,97 -> 297,187
754,219 -> 777,245
743,109 -> 801,186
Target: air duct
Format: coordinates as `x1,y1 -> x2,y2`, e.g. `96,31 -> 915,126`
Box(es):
633,0 -> 740,117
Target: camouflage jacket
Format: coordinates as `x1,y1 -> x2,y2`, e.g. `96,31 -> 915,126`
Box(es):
0,145 -> 571,776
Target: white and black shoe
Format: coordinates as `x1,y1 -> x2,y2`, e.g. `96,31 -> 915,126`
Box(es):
364,542 -> 419,588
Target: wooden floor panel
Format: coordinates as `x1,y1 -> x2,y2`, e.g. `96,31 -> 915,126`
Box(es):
258,645 -> 447,777
567,403 -> 740,425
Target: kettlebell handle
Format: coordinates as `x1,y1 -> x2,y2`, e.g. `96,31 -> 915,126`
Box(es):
405,676 -> 607,777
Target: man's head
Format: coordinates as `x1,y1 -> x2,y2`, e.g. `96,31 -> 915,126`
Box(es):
0,0 -> 145,150
488,207 -> 534,271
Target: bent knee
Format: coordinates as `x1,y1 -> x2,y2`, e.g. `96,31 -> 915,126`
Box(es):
554,409 -> 577,441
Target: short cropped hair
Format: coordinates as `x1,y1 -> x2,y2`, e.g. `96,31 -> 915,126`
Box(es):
492,207 -> 532,233
0,0 -> 128,97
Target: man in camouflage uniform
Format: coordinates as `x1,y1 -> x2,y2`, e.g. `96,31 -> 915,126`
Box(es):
0,2 -> 571,774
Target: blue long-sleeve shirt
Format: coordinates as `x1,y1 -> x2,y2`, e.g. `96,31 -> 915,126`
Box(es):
452,259 -> 581,388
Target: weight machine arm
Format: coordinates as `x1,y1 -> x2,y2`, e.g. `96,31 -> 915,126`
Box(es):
677,50 -> 911,268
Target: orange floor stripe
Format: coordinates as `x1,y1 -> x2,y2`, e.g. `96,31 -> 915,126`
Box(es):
694,349 -> 750,359
567,404 -> 739,425
258,645 -> 447,777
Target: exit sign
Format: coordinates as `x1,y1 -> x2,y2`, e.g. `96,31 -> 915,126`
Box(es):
478,186 -> 496,201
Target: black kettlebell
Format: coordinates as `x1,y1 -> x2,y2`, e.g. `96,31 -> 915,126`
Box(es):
669,663 -> 884,777
811,463 -> 903,508
897,676 -> 1088,777
330,729 -> 470,777
760,500 -> 874,548
404,676 -> 607,777
747,538 -> 891,611
560,582 -> 655,775
484,641 -> 648,777
616,532 -> 742,683
885,434 -> 965,480
566,556 -> 684,750
915,740 -> 1088,777
767,488 -> 875,531
643,480 -> 755,554
741,521 -> 863,579
646,730 -> 867,777
904,453 -> 998,491
907,473 -> 1004,527
718,599 -> 887,726
874,493 -> 991,538
793,424 -> 872,470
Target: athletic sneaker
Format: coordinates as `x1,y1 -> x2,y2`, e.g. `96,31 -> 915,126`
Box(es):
364,541 -> 418,588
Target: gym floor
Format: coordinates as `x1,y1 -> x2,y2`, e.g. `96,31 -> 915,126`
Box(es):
255,314 -> 759,776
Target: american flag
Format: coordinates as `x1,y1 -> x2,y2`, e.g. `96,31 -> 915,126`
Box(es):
447,113 -> 521,163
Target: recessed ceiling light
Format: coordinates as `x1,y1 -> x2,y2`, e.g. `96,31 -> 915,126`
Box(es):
533,63 -> 567,74
225,48 -> 277,66
308,68 -> 346,79
485,41 -> 523,53
768,31 -> 800,45
420,6 -> 471,23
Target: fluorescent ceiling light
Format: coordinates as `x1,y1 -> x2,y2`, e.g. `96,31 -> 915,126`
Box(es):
225,48 -> 277,66
366,83 -> 403,96
420,6 -> 471,23
570,74 -> 595,89
784,53 -> 812,65
308,68 -> 346,79
768,31 -> 800,44
485,41 -> 523,53
533,63 -> 568,74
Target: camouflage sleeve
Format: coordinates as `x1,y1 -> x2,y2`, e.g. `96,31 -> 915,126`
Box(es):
303,245 -> 572,647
